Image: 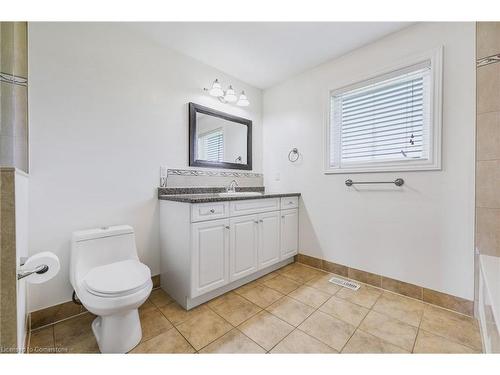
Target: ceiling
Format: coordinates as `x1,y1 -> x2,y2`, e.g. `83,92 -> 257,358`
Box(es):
128,22 -> 413,89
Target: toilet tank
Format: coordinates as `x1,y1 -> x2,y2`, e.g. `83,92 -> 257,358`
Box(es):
70,225 -> 139,288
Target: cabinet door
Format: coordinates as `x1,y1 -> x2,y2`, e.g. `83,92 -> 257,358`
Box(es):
229,214 -> 259,281
191,219 -> 229,297
281,209 -> 298,259
258,211 -> 281,269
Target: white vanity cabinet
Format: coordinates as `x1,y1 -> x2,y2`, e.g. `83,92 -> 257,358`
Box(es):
258,211 -> 281,269
229,214 -> 259,281
160,196 -> 299,309
281,209 -> 299,259
191,219 -> 230,297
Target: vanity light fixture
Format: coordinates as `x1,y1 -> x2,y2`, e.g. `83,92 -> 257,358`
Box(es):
204,79 -> 251,107
224,85 -> 237,102
237,91 -> 250,107
208,79 -> 224,97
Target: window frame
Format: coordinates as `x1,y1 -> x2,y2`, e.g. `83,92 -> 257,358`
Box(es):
197,128 -> 224,162
324,46 -> 443,174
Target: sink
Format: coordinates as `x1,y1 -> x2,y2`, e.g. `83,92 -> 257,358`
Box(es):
218,192 -> 263,197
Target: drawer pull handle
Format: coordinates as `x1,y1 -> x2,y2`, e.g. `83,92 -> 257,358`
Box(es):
209,209 -> 215,213
225,226 -> 230,230
281,216 -> 285,218
288,202 -> 294,205
259,219 -> 263,223
254,220 -> 259,224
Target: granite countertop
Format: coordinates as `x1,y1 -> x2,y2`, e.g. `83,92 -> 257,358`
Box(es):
158,192 -> 301,203
157,187 -> 300,203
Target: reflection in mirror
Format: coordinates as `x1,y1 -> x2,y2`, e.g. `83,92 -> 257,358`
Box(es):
189,103 -> 252,170
196,113 -> 248,164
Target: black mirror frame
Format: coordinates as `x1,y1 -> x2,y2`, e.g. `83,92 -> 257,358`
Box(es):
189,102 -> 252,170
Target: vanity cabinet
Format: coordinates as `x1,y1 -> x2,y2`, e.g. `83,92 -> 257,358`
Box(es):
160,196 -> 299,309
258,211 -> 281,269
229,214 -> 259,281
191,219 -> 230,297
281,209 -> 299,259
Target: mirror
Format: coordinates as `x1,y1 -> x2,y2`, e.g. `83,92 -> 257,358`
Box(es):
189,102 -> 252,170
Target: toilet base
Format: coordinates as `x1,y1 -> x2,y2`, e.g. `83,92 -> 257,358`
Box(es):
92,309 -> 142,353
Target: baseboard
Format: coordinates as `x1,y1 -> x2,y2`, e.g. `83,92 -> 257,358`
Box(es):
29,274 -> 161,330
296,253 -> 474,316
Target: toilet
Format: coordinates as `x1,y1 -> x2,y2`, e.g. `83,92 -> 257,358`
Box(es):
70,225 -> 152,353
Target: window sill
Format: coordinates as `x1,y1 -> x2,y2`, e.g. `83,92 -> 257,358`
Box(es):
323,163 -> 442,174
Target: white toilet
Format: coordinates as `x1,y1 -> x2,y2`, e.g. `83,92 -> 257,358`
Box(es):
70,225 -> 152,353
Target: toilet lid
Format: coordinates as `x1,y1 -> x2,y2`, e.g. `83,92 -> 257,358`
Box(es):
83,259 -> 151,297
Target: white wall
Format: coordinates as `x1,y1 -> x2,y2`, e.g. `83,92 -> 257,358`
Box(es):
263,22 -> 476,299
27,23 -> 263,311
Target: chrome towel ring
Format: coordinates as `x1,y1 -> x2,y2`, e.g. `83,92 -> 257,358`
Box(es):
288,148 -> 300,162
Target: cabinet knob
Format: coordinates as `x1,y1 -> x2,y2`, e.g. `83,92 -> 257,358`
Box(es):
259,219 -> 263,223
281,216 -> 285,218
225,226 -> 230,229
209,209 -> 215,213
254,220 -> 259,224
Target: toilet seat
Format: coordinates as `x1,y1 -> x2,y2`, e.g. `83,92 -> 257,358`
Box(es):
83,259 -> 151,298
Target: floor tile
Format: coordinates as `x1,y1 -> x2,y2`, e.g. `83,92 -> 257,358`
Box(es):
236,284 -> 284,308
319,295 -> 369,327
29,326 -> 55,354
276,262 -> 298,274
159,303 -> 209,326
238,310 -> 294,351
130,328 -> 195,353
270,329 -> 337,353
139,307 -> 173,341
341,330 -> 408,353
262,275 -> 301,294
30,302 -> 85,330
298,311 -> 356,351
413,329 -> 480,353
199,329 -> 265,353
176,309 -> 232,350
372,292 -> 425,327
149,289 -> 174,307
289,285 -> 330,308
207,291 -> 234,308
420,305 -> 482,350
53,313 -> 99,353
209,292 -> 262,326
359,310 -> 418,351
305,274 -> 341,295
278,263 -> 325,283
256,271 -> 280,283
336,283 -> 382,308
266,296 -> 315,327
139,299 -> 157,312
234,280 -> 262,295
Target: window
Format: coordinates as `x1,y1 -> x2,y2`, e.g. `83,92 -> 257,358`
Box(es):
326,49 -> 442,173
198,129 -> 224,162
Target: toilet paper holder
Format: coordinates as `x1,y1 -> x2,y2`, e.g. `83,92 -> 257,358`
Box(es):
17,257 -> 49,280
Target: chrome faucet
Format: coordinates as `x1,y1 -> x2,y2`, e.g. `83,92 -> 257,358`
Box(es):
226,180 -> 238,193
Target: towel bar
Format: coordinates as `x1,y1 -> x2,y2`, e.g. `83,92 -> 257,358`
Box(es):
345,178 -> 404,187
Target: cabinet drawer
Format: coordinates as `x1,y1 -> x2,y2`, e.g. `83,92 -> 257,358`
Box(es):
230,198 -> 280,217
280,196 -> 299,209
191,202 -> 229,222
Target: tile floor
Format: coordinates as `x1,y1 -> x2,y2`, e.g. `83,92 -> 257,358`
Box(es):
27,262 -> 483,354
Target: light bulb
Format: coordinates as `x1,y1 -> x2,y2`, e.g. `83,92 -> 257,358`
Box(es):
224,85 -> 237,102
237,91 -> 250,107
208,79 -> 224,97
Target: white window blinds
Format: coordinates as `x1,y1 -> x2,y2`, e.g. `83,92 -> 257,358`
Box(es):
330,61 -> 432,169
199,130 -> 224,162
